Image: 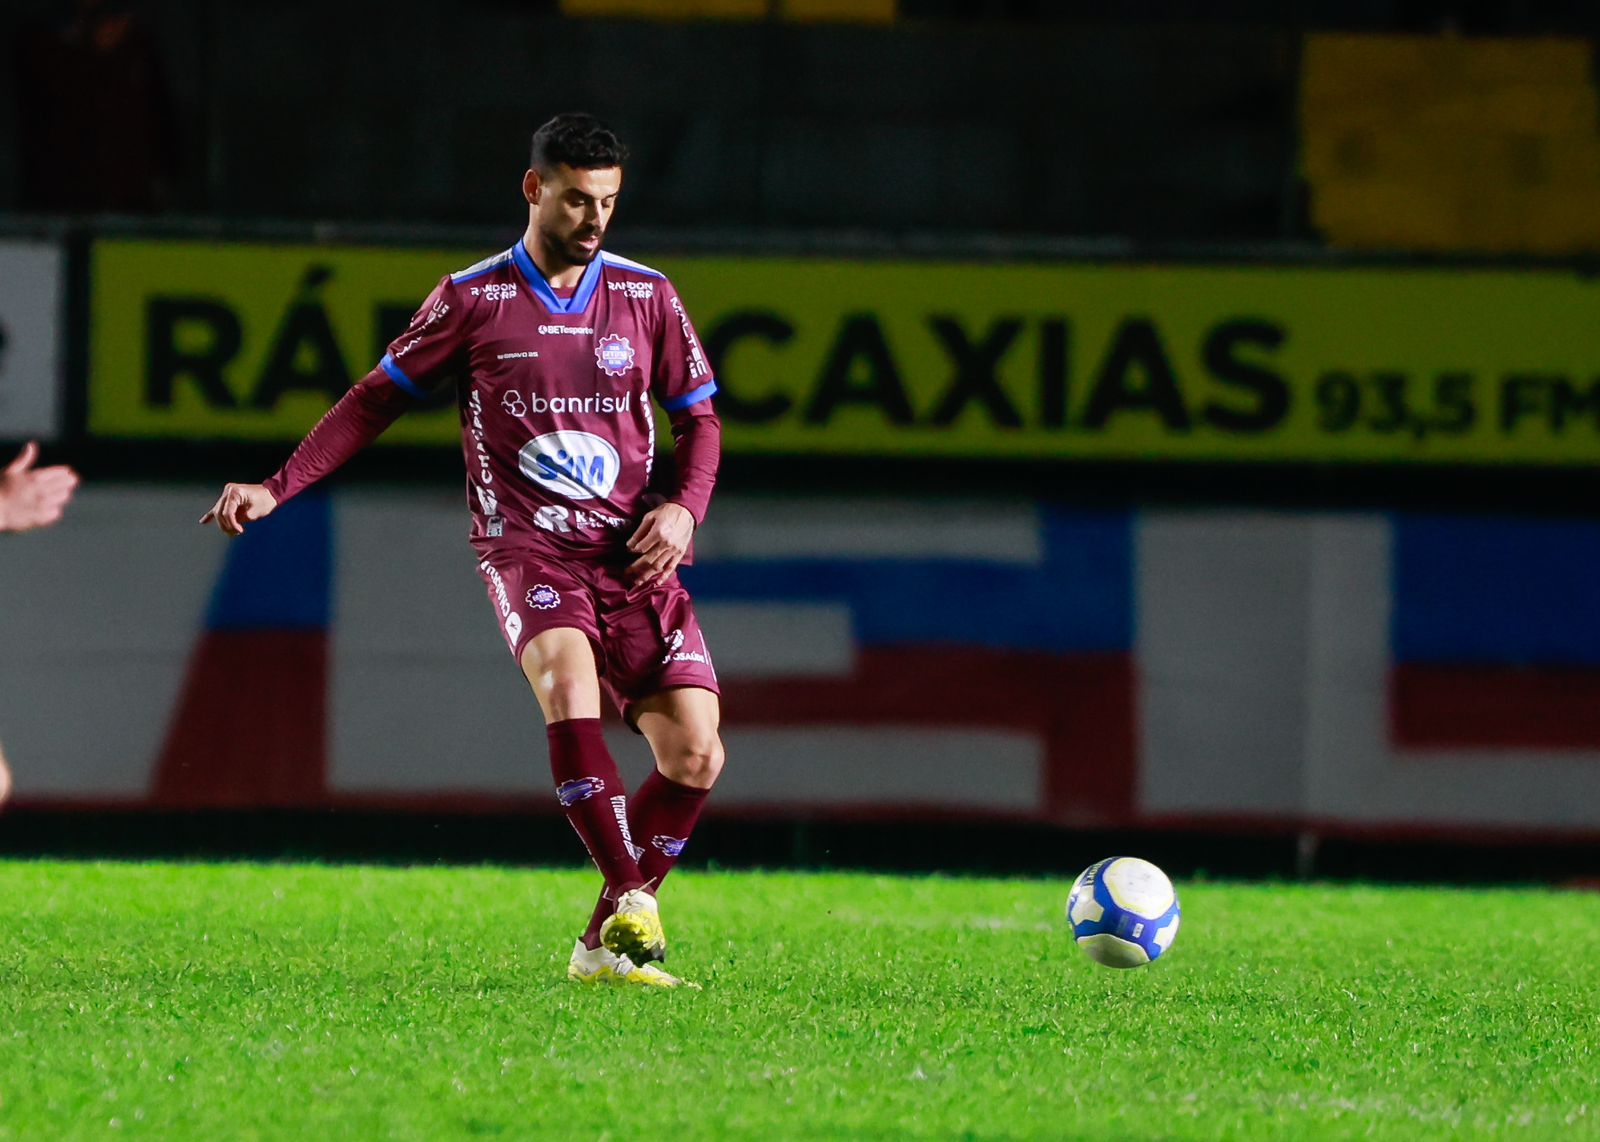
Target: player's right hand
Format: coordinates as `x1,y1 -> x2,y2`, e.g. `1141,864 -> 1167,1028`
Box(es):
200,483 -> 278,537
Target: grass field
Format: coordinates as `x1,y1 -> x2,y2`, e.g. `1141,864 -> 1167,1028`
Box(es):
0,862 -> 1597,1140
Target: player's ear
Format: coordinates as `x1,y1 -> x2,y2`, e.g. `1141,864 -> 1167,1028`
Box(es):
522,168 -> 541,205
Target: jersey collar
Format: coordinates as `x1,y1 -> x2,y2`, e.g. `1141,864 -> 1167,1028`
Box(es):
512,240 -> 604,316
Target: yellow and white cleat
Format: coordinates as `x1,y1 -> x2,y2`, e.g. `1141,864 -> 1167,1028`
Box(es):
599,887 -> 667,963
566,940 -> 698,989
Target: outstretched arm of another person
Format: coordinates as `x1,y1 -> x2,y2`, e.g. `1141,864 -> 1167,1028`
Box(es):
0,442 -> 79,533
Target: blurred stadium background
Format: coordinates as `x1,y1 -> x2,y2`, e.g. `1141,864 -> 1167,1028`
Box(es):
3,0 -> 1600,882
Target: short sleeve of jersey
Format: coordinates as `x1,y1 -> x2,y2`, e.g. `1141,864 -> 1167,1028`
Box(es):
651,279 -> 718,413
378,275 -> 468,397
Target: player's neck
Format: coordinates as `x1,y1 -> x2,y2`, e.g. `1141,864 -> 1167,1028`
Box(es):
522,227 -> 588,289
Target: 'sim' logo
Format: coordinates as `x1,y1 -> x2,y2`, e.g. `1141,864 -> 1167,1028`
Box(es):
516,431 -> 621,501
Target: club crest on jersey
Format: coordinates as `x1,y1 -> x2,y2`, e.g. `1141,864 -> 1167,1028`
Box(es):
526,584 -> 560,610
557,777 -> 605,806
595,333 -> 636,377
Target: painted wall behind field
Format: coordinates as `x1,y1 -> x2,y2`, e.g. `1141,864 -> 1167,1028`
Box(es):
1,487 -> 1598,838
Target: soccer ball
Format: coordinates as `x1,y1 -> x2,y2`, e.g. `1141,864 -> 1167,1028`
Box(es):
1066,857 -> 1181,968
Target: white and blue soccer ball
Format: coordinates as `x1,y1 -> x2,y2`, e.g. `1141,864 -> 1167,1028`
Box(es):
1066,857 -> 1181,968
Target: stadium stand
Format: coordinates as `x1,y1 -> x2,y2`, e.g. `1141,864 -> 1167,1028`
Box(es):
561,0 -> 895,21
1302,34 -> 1600,252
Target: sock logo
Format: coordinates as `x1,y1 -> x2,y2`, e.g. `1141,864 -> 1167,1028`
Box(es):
611,796 -> 639,859
557,777 -> 605,806
651,835 -> 688,857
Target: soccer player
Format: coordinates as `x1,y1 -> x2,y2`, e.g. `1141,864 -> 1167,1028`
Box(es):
201,114 -> 723,989
0,441 -> 81,804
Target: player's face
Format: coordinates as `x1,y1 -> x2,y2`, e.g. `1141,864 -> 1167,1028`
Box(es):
526,164 -> 622,268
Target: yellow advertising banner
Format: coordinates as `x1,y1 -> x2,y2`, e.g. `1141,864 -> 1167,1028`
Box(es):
91,238 -> 1600,463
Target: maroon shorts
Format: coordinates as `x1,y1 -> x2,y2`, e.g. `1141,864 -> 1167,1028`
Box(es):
473,544 -> 719,723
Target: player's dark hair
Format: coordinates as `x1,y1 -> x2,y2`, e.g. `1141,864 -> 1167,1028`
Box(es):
530,113 -> 628,173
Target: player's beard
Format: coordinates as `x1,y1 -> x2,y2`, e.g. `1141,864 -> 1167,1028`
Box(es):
551,225 -> 604,268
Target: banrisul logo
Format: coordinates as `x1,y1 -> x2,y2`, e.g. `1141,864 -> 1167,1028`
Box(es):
517,430 -> 621,501
595,333 -> 636,377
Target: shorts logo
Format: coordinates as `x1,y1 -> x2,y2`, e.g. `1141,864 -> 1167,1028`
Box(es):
480,558 -> 524,647
518,431 -> 621,501
651,835 -> 687,857
526,584 -> 560,610
502,392 -> 527,416
557,777 -> 605,807
662,627 -> 712,667
595,333 -> 636,377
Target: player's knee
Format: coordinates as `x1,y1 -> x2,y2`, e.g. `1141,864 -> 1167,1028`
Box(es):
664,732 -> 724,789
540,676 -> 598,722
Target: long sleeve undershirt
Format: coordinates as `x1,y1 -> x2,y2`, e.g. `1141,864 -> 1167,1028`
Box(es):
261,368 -> 409,505
665,401 -> 720,526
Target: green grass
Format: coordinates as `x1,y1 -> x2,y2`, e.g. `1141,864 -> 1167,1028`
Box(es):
0,862 -> 1597,1140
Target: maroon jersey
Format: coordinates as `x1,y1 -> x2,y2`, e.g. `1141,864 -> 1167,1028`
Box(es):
383,242 -> 716,553
264,241 -> 720,556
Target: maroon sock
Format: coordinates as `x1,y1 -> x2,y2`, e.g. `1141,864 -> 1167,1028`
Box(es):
582,769 -> 711,948
547,718 -> 645,898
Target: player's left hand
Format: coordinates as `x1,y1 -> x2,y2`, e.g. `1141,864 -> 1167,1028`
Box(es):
626,501 -> 695,588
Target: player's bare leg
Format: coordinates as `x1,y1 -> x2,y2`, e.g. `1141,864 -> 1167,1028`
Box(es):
583,687 -> 724,963
520,627 -> 604,722
0,741 -> 12,807
520,628 -> 662,965
635,686 -> 725,791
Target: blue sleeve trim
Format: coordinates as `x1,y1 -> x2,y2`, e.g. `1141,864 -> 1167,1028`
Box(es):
661,378 -> 718,412
379,352 -> 427,398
